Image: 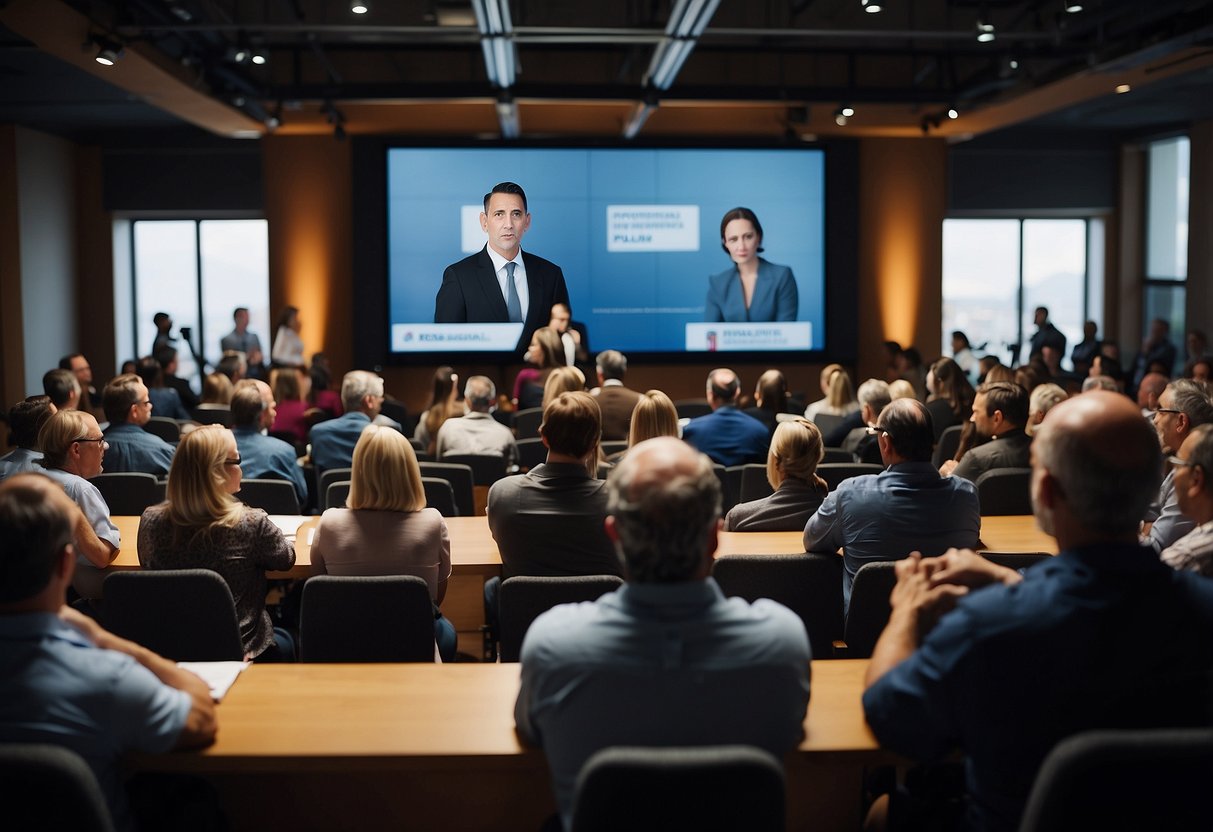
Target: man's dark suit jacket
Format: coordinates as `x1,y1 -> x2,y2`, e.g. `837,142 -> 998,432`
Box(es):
593,384 -> 642,441
434,247 -> 570,355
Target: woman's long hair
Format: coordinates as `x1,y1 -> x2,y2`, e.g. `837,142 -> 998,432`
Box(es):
165,426 -> 244,546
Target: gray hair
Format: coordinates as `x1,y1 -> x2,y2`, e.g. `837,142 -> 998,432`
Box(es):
856,378 -> 892,415
596,350 -> 628,381
340,370 -> 384,413
464,376 -> 496,411
1168,379 -> 1213,427
1082,375 -> 1118,393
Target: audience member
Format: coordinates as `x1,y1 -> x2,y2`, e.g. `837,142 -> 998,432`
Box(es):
0,474 -> 216,831
1082,374 -> 1119,393
682,368 -> 771,466
1184,329 -> 1210,378
1192,357 -> 1212,383
42,368 -> 80,411
1014,362 -> 1045,393
136,355 -> 190,421
58,353 -> 102,418
310,425 -> 455,660
589,349 -> 642,441
976,355 -> 1001,384
101,374 -> 175,477
888,379 -> 916,401
1070,319 -> 1100,377
434,375 -> 517,466
744,369 -> 791,438
1137,371 -> 1170,416
1159,424 -> 1213,576
822,378 -> 888,448
513,326 -> 564,410
230,380 -> 307,505
1132,317 -> 1177,391
198,372 -> 234,408
155,346 -> 199,410
725,418 -> 828,532
1143,378 -> 1213,552
862,390 -> 1213,832
220,306 -> 266,379
307,359 -> 344,417
271,305 -> 305,369
942,381 -> 1031,483
414,366 -> 460,456
950,331 -> 978,383
542,365 -> 586,408
216,351 -> 246,384
0,396 -> 55,479
836,378 -> 892,464
804,364 -> 859,421
805,398 -> 980,609
138,425 -> 295,661
626,390 -> 680,450
309,370 -> 399,475
1026,382 -> 1067,436
925,357 -> 975,442
880,340 -> 903,384
894,347 -> 927,400
268,368 -> 309,445
1027,305 -> 1065,362
515,437 -> 811,829
1089,353 -> 1125,392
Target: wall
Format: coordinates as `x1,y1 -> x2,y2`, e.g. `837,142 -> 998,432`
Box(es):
1187,120 -> 1213,341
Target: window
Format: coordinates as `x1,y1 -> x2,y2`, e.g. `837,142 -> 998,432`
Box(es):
942,217 -> 1102,370
1143,135 -> 1189,349
115,219 -> 269,393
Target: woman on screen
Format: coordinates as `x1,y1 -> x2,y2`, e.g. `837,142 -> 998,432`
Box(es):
704,207 -> 798,323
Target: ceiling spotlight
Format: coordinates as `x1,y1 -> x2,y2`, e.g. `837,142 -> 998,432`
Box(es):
350,0 -> 369,13
834,107 -> 850,126
232,48 -> 250,64
861,0 -> 882,12
976,21 -> 995,42
1009,58 -> 1019,70
93,36 -> 124,66
841,105 -> 855,118
1116,83 -> 1131,94
251,49 -> 268,65
947,107 -> 959,119
1064,2 -> 1083,11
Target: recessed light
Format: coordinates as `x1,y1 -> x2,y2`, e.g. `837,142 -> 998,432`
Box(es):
1115,84 -> 1131,94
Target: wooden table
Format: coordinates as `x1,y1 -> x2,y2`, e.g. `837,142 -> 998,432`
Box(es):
135,659 -> 892,831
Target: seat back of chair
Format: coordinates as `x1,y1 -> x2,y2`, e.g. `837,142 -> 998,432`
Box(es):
441,453 -> 508,486
841,561 -> 898,659
570,745 -> 785,832
600,440 -> 628,457
816,463 -> 884,492
419,477 -> 457,517
317,467 -> 352,505
516,437 -> 547,472
324,480 -> 351,511
712,553 -> 844,659
932,423 -> 964,468
811,412 -> 845,436
88,472 -> 163,516
981,551 -> 1051,572
513,407 -> 544,439
299,575 -> 436,662
143,416 -> 180,444
976,467 -> 1033,515
736,464 -> 774,503
418,462 -> 475,517
499,575 -> 623,663
0,744 -> 116,832
103,569 -> 244,661
821,446 -> 855,464
674,400 -> 712,420
237,478 -> 301,515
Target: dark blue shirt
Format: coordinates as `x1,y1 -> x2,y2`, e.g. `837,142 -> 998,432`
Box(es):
234,426 -> 307,504
681,406 -> 771,467
102,422 -> 175,477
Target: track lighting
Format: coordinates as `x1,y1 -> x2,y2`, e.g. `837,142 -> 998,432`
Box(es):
93,36 -> 124,66
861,0 -> 882,12
350,0 -> 369,14
251,49 -> 268,66
976,21 -> 995,42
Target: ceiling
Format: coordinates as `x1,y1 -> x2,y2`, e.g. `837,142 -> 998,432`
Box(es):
2,0 -> 1213,143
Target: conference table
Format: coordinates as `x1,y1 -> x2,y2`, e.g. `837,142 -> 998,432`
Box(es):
134,659 -> 895,832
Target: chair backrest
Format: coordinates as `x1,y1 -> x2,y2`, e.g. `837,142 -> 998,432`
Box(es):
674,399 -> 712,420
712,553 -> 844,658
721,465 -> 745,512
499,575 -> 623,663
143,416 -> 180,443
737,463 -> 774,503
103,569 -> 244,661
88,472 -> 163,515
421,477 -> 458,517
516,437 -> 547,471
237,478 -> 301,515
324,480 -> 351,511
317,467 -> 353,505
600,440 -> 628,457
932,423 -> 964,468
513,406 -> 544,439
840,561 -> 898,659
981,551 -> 1051,572
441,453 -> 507,486
299,575 -> 436,662
976,467 -> 1033,515
821,446 -> 855,464
191,406 -> 232,426
1019,728 -> 1213,832
570,745 -> 785,832
816,463 -> 884,492
811,412 -> 846,436
418,462 -> 475,517
409,437 -> 426,453
0,744 -> 116,832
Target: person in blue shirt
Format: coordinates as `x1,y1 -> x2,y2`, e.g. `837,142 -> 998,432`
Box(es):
309,370 -> 401,475
681,368 -> 771,467
100,374 -> 175,477
230,380 -> 307,506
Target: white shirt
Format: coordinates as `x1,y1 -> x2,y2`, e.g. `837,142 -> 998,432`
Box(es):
485,246 -> 529,322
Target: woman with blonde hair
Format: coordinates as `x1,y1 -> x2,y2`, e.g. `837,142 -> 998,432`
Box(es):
138,425 -> 296,661
627,390 -> 680,448
414,366 -> 461,456
310,425 -> 455,660
804,364 -> 859,420
542,365 -> 586,408
724,418 -> 829,531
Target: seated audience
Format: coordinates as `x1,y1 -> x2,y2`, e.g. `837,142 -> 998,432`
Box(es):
1082,374 -> 1119,393
0,474 -> 217,831
682,368 -> 770,467
1138,371 -> 1170,416
0,396 -> 55,479
435,375 -> 518,466
1070,320 -> 1100,377
59,352 -> 103,418
309,370 -> 400,476
628,390 -> 680,446
1191,357 -> 1212,383
36,410 -> 120,597
155,346 -> 200,411
1089,353 -> 1125,392
230,380 -> 307,505
197,372 -> 234,409
414,366 -> 460,457
269,368 -> 310,445
942,381 -> 1031,483
513,326 -> 564,410
1026,382 -> 1067,436
725,418 -> 828,532
101,374 -> 176,477
805,363 -> 859,421
835,378 -> 892,464
42,367 -> 81,411
1184,329 -> 1210,378
925,356 -> 975,441
1160,423 -> 1213,576
804,398 -> 979,609
589,349 -> 642,441
1132,317 -> 1177,391
136,355 -> 190,422
888,379 -> 917,400
1144,378 -> 1213,552
138,425 -> 295,661
216,351 -> 246,384
862,391 -> 1213,832
307,359 -> 343,418
894,346 -> 928,400
311,425 -> 455,660
542,365 -> 586,407
744,369 -> 791,437
515,437 -> 810,830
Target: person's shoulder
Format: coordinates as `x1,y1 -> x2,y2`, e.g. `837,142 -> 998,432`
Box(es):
722,595 -> 812,659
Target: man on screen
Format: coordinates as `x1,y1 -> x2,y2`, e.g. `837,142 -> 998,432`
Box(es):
433,182 -> 571,355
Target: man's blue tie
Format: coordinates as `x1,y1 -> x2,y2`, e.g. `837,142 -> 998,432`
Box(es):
505,261 -> 522,323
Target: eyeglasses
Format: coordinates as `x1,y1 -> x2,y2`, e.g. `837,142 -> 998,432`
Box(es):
73,437 -> 109,450
865,425 -> 891,437
1151,407 -> 1182,417
223,457 -> 242,467
1168,456 -> 1199,469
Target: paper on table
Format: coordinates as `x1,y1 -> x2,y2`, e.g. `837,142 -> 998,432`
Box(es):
178,661 -> 250,702
267,515 -> 308,543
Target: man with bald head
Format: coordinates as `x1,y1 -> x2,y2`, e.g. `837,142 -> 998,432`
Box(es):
862,391 -> 1213,832
681,367 -> 771,466
805,398 -> 980,609
515,437 -> 811,829
231,379 -> 307,505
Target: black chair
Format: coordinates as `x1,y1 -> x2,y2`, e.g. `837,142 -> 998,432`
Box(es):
600,440 -> 628,457
409,437 -> 426,453
88,472 -> 163,515
238,478 -> 301,514
317,467 -> 353,505
811,412 -> 846,436
713,553 -> 844,659
834,560 -> 897,659
932,423 -> 964,468
821,446 -> 855,463
816,462 -> 883,491
981,551 -> 1050,572
441,453 -> 508,486
736,463 -> 774,503
0,744 -> 116,832
516,437 -> 547,471
420,461 -> 475,517
191,406 -> 232,426
674,400 -> 712,420
324,480 -> 351,510
570,745 -> 785,832
721,465 -> 745,512
143,416 -> 180,443
421,477 -> 458,517
976,467 -> 1033,515
498,575 -> 623,663
299,575 -> 436,662
513,406 -> 544,439
1019,728 -> 1213,832
103,569 -> 244,661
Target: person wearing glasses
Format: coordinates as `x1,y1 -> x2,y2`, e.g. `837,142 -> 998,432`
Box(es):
1143,378 -> 1213,553
725,419 -> 829,532
138,425 -> 296,661
36,409 -> 121,598
100,374 -> 175,477
1159,424 -> 1213,576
